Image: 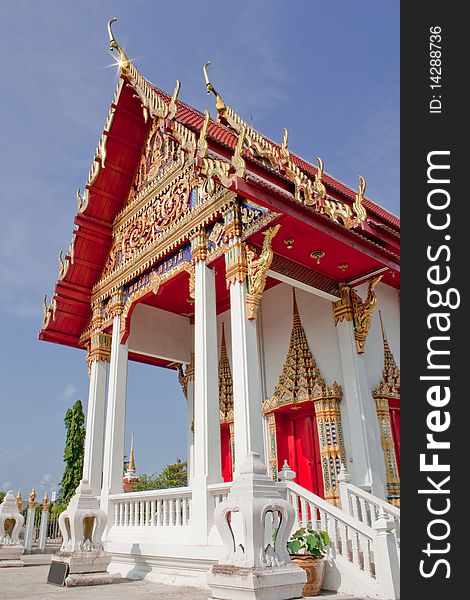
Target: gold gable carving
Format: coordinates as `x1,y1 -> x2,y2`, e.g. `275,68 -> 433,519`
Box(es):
263,290 -> 342,413
102,175 -> 191,278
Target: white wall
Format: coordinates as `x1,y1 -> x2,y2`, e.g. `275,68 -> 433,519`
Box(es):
260,283 -> 344,397
128,303 -> 192,364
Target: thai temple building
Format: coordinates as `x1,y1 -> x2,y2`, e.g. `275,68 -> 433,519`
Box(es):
38,21 -> 400,599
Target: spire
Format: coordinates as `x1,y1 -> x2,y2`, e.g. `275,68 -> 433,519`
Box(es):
271,289 -> 326,406
219,323 -> 233,421
373,312 -> 400,397
127,432 -> 136,473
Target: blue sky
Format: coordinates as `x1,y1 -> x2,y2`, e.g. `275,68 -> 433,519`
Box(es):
0,0 -> 399,498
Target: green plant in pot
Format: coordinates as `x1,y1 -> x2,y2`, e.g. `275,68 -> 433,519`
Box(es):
288,528 -> 330,596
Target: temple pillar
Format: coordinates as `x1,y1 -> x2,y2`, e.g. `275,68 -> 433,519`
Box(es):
226,261 -> 265,472
333,285 -> 386,498
191,229 -> 222,544
83,312 -> 111,496
373,313 -> 401,506
100,293 -> 128,521
314,396 -> 346,506
177,351 -> 195,482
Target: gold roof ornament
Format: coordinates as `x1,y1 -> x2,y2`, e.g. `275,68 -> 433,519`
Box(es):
246,223 -> 281,319
166,80 -> 181,121
107,17 -> 130,70
279,128 -> 290,166
203,60 -> 227,116
313,157 -> 327,206
373,312 -> 400,398
16,490 -> 23,511
219,323 -> 234,422
350,274 -> 383,354
353,176 -> 367,224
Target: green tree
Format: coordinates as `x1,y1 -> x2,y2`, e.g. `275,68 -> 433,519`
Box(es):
58,399 -> 86,507
131,459 -> 187,492
0,491 -> 5,504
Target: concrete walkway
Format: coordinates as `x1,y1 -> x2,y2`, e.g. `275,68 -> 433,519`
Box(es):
0,556 -> 367,599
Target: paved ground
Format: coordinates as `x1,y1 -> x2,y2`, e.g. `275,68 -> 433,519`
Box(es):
0,555 -> 366,599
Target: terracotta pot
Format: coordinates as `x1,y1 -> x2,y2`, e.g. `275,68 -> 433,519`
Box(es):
290,555 -> 325,596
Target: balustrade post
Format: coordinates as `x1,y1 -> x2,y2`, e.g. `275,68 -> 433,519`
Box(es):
337,463 -> 352,514
23,488 -> 37,554
373,509 -> 400,599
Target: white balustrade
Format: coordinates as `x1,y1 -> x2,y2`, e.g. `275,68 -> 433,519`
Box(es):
281,480 -> 400,598
281,481 -> 376,578
207,482 -> 231,510
337,471 -> 400,550
110,487 -> 192,529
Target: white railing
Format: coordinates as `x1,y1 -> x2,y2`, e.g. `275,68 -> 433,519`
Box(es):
110,487 -> 192,528
208,482 -> 231,510
338,474 -> 400,548
281,480 -> 400,599
281,481 -> 377,578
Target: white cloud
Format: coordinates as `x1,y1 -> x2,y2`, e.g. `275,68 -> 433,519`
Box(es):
62,383 -> 77,402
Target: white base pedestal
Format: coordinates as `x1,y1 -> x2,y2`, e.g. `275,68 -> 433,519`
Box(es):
0,545 -> 25,567
65,572 -> 114,587
52,550 -> 112,587
0,559 -> 24,568
207,564 -> 306,600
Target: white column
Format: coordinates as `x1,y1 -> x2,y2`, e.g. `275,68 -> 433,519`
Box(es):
229,279 -> 265,472
187,367 -> 195,483
100,305 -> 128,521
83,359 -> 108,496
37,505 -> 49,552
336,319 -> 386,497
191,258 -> 222,543
23,499 -> 36,553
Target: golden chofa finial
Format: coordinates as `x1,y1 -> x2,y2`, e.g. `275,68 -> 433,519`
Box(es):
203,60 -> 227,116
107,18 -> 129,69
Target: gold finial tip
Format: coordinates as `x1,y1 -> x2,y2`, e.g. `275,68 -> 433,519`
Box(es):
108,17 -> 118,49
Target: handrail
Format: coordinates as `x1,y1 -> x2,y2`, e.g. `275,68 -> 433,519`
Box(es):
281,481 -> 376,539
109,486 -> 192,501
341,482 -> 400,518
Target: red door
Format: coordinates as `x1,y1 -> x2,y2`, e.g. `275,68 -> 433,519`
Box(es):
288,412 -> 324,498
220,425 -> 233,482
388,399 -> 400,474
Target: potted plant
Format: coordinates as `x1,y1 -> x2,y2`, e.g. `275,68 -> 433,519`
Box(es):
287,527 -> 330,596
